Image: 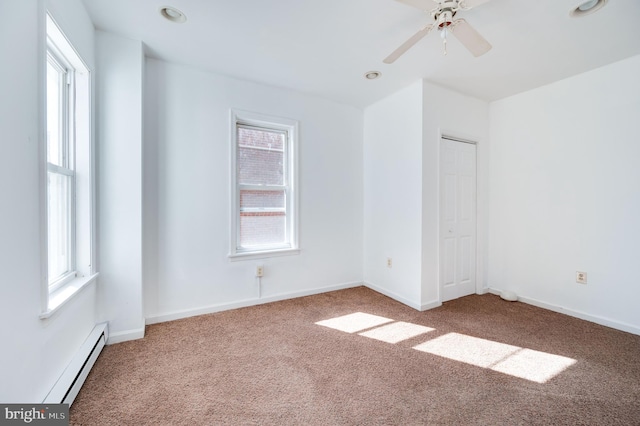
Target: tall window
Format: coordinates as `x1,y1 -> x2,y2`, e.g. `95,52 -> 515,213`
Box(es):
43,14 -> 95,314
47,40 -> 75,289
230,110 -> 299,259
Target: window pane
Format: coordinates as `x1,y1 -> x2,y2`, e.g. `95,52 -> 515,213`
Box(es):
237,127 -> 284,186
48,172 -> 71,283
239,212 -> 286,248
47,60 -> 64,167
240,190 -> 285,209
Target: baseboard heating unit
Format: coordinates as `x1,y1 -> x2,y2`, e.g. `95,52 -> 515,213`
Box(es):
43,323 -> 108,406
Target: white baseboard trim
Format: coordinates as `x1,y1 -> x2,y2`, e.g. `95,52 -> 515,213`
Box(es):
107,326 -> 145,344
145,281 -> 363,325
488,287 -> 640,336
420,299 -> 442,311
363,281 -> 426,311
487,288 -> 502,297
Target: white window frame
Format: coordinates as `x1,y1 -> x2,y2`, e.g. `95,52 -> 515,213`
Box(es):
47,45 -> 76,293
229,109 -> 299,260
40,13 -> 98,318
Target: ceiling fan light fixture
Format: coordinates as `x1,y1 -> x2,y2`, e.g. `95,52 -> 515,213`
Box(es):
570,0 -> 608,17
364,71 -> 381,80
160,6 -> 187,23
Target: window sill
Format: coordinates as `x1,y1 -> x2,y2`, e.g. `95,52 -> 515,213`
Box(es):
40,272 -> 99,320
228,248 -> 300,262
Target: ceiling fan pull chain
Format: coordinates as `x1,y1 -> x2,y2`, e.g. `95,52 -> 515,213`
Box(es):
441,26 -> 449,56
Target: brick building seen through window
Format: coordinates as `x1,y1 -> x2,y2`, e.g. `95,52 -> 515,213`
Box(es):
237,125 -> 288,249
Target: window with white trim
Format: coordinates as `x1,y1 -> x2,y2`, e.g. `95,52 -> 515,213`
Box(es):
47,37 -> 74,290
42,14 -> 96,316
230,110 -> 299,259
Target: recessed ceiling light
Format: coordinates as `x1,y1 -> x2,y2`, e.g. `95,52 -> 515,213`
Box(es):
570,0 -> 608,17
160,6 -> 187,23
364,71 -> 381,80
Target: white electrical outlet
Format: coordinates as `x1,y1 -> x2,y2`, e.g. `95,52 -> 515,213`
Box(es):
387,258 -> 393,268
576,271 -> 587,284
256,265 -> 264,277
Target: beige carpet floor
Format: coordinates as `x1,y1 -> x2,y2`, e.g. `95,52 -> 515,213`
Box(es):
70,287 -> 640,425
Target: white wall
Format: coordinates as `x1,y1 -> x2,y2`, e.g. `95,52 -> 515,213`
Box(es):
0,0 -> 98,402
96,31 -> 145,342
362,80 -> 489,310
488,55 -> 640,334
363,81 -> 424,309
143,59 -> 363,322
421,81 -> 490,307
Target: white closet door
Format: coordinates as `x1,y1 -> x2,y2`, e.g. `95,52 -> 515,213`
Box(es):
440,138 -> 477,302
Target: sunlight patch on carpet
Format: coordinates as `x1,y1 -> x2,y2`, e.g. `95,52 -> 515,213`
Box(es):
413,333 -> 576,383
491,348 -> 576,383
358,321 -> 435,343
413,333 -> 520,368
315,313 -> 576,384
315,312 -> 393,333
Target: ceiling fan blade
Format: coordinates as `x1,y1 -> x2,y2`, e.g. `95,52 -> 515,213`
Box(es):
459,0 -> 492,8
450,19 -> 491,57
394,0 -> 439,11
383,24 -> 435,64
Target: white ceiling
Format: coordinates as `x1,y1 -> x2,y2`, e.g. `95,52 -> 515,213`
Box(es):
81,0 -> 640,108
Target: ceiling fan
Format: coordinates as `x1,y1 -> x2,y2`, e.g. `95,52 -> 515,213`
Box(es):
384,0 -> 493,63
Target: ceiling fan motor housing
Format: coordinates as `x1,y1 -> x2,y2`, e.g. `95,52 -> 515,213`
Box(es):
434,1 -> 458,28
